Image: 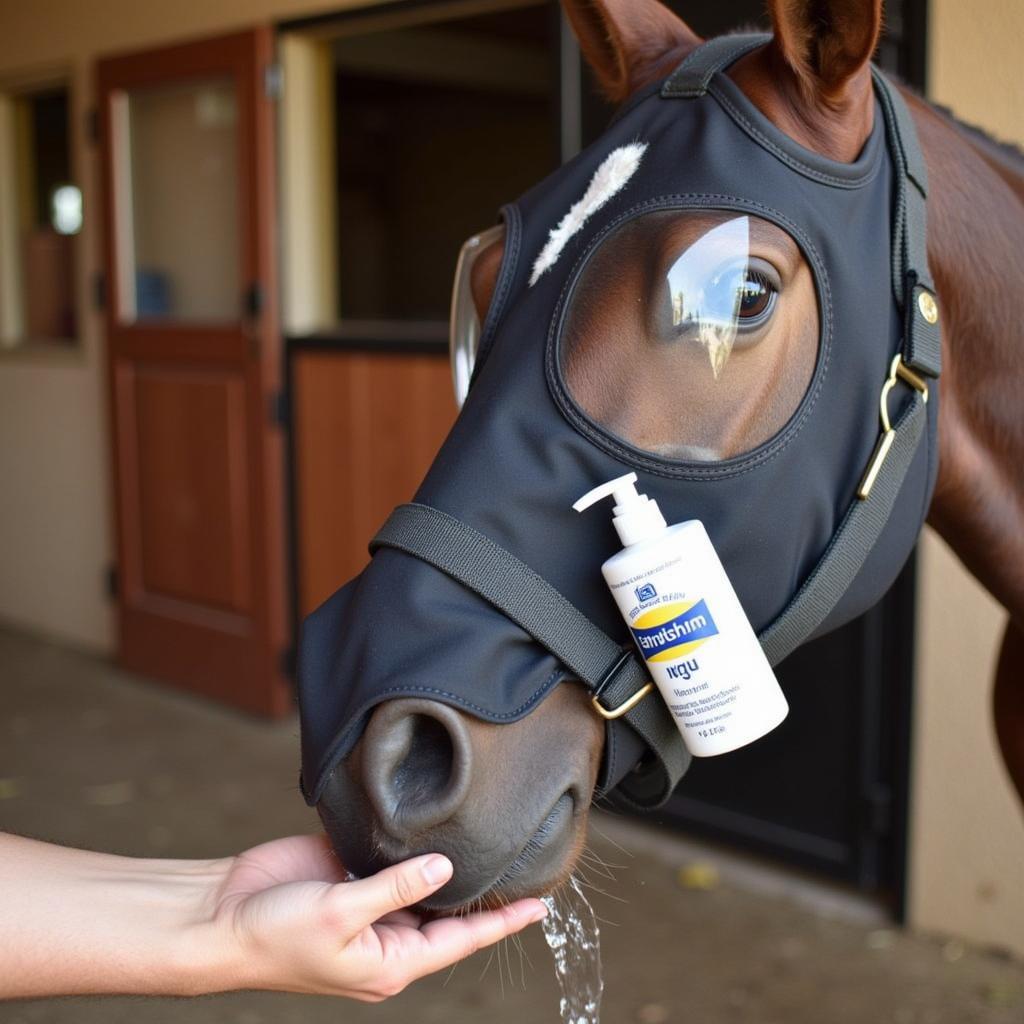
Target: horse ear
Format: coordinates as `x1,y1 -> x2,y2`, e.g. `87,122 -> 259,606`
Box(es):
561,0 -> 702,104
766,0 -> 883,102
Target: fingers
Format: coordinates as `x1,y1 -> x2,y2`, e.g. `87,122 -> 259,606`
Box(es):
334,855 -> 454,933
403,899 -> 548,981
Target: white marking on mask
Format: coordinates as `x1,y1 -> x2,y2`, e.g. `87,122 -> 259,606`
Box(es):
529,142 -> 648,287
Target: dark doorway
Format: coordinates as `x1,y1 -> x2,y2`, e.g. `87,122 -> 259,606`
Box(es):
330,4 -> 558,322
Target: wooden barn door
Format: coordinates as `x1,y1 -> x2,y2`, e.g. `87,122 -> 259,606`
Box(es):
97,29 -> 289,716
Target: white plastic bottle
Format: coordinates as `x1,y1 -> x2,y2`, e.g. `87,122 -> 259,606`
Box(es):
574,472 -> 788,756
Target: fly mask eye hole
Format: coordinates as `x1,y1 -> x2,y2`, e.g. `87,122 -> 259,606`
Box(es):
449,223 -> 506,408
557,207 -> 820,464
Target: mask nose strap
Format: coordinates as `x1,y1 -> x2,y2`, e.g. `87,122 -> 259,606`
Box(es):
370,502 -> 690,809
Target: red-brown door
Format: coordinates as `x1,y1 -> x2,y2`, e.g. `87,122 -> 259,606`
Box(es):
97,29 -> 289,716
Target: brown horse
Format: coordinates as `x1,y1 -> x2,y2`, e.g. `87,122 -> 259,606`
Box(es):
315,0 -> 1024,909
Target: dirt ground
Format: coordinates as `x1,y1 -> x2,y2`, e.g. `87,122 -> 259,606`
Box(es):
1,626 -> 1022,1024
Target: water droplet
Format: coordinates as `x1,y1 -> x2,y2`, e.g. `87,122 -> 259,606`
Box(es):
541,875 -> 604,1024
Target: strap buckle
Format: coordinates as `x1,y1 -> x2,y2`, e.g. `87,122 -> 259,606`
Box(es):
858,354 -> 929,500
591,648 -> 654,721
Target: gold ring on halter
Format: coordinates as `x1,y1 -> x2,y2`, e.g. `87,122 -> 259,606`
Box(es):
592,682 -> 655,720
591,647 -> 655,720
857,354 -> 929,500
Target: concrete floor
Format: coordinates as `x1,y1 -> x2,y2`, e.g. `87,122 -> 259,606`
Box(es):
1,626 -> 1022,1024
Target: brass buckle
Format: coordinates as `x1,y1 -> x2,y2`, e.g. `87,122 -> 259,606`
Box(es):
857,355 -> 929,500
591,648 -> 654,721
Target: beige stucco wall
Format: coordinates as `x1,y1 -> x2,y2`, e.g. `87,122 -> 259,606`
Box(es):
911,532 -> 1023,956
0,0 -> 398,649
906,0 -> 1024,959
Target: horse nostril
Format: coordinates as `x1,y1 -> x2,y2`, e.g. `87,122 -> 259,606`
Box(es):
362,699 -> 472,839
393,715 -> 453,801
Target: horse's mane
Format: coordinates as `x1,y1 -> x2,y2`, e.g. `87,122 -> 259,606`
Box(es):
932,101 -> 1024,185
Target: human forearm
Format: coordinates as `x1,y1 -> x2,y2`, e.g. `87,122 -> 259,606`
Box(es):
0,834 -> 236,999
0,831 -> 546,1002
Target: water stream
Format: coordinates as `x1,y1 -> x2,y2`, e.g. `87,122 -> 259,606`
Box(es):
540,875 -> 604,1024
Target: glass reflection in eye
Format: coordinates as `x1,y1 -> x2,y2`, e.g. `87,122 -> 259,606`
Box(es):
737,268 -> 777,326
669,263 -> 777,333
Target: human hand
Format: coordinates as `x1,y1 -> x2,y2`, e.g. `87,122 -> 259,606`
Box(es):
208,834 -> 548,1000
0,831 -> 547,1001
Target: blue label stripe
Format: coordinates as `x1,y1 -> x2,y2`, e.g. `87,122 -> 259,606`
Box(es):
630,599 -> 719,655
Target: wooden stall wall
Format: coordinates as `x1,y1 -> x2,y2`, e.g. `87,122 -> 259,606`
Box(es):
291,346 -> 455,619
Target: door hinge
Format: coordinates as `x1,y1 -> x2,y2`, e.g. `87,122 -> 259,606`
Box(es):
264,63 -> 283,100
244,281 -> 264,319
106,564 -> 119,600
279,645 -> 296,679
862,783 -> 893,836
269,390 -> 289,427
93,271 -> 106,312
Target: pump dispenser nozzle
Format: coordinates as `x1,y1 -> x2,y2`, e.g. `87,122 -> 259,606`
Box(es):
573,472 -> 668,546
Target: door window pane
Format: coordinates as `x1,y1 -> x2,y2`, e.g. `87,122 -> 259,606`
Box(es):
116,77 -> 239,323
0,83 -> 79,348
332,7 -> 555,322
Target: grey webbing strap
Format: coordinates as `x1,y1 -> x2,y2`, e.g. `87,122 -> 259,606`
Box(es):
370,504 -> 689,807
871,69 -> 941,379
661,33 -> 768,98
758,392 -> 928,665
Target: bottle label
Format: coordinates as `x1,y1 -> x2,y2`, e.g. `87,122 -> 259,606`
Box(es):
608,543 -> 785,754
629,599 -> 719,662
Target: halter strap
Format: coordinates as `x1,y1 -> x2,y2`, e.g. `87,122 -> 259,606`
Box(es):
660,32 -> 768,98
872,68 -> 941,378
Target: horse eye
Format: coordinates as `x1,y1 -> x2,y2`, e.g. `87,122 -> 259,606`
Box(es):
737,270 -> 777,322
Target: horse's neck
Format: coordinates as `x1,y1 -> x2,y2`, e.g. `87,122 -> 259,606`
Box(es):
948,114 -> 1024,205
912,93 -> 1024,620
913,94 -> 1024,379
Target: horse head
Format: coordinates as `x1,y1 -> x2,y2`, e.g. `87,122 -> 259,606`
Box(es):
298,0 -> 943,910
